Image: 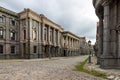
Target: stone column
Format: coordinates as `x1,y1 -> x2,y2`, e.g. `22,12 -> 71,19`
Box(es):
38,22 -> 41,58
110,1 -> 117,57
118,31 -> 120,58
66,36 -> 68,56
48,26 -> 50,43
53,29 -> 55,45
57,31 -> 60,46
102,2 -> 111,58
97,18 -> 103,64
100,1 -> 116,68
66,36 -> 68,47
41,23 -> 44,42
41,23 -> 45,58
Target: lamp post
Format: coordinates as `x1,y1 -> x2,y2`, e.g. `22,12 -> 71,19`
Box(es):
88,40 -> 91,63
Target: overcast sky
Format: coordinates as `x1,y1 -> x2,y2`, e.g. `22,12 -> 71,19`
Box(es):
0,0 -> 98,44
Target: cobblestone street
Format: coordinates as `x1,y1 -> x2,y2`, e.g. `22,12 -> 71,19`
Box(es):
0,56 -> 105,80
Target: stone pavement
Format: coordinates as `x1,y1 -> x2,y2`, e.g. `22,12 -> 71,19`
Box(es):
85,56 -> 120,80
0,56 -> 104,80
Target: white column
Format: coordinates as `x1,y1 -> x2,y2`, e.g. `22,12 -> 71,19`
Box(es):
58,31 -> 60,46
53,29 -> 55,45
48,26 -> 50,44
66,36 -> 68,47
118,32 -> 120,58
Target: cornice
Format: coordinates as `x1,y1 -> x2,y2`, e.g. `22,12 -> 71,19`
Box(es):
40,14 -> 64,30
0,6 -> 18,17
63,31 -> 80,40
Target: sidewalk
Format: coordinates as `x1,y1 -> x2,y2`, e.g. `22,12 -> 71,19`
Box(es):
0,55 -> 85,63
85,56 -> 120,80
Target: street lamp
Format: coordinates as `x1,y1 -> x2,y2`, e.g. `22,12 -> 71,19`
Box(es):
88,40 -> 91,63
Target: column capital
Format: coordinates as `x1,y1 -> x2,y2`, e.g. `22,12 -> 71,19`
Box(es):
102,0 -> 112,6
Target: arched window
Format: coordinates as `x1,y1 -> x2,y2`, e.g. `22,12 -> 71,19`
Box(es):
10,31 -> 15,40
11,46 -> 15,53
0,45 -> 3,53
0,28 -> 4,39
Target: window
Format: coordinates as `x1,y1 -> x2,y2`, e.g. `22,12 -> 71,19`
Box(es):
24,30 -> 26,39
10,31 -> 15,40
11,46 -> 15,53
0,28 -> 3,39
33,46 -> 37,53
22,19 -> 26,26
0,45 -> 3,53
0,17 -> 3,23
32,20 -> 39,27
10,19 -> 15,26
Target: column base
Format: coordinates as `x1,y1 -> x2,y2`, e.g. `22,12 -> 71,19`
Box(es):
100,58 -> 120,69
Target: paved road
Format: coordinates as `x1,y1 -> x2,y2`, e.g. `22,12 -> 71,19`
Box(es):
0,56 -> 105,80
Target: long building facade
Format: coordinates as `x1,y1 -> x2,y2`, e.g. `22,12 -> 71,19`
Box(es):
0,7 -> 86,59
93,0 -> 120,68
62,31 -> 80,56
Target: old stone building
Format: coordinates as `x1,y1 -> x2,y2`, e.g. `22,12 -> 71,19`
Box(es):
93,0 -> 120,68
79,37 -> 89,55
0,7 -> 84,59
19,9 -> 64,58
0,7 -> 20,59
62,31 -> 80,56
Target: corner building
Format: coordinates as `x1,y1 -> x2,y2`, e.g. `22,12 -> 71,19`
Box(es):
0,7 -> 81,59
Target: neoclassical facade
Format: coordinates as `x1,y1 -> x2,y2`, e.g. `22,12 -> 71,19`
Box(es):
19,8 -> 64,58
0,7 -> 20,59
93,0 -> 120,68
0,7 -> 83,59
62,31 -> 80,56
